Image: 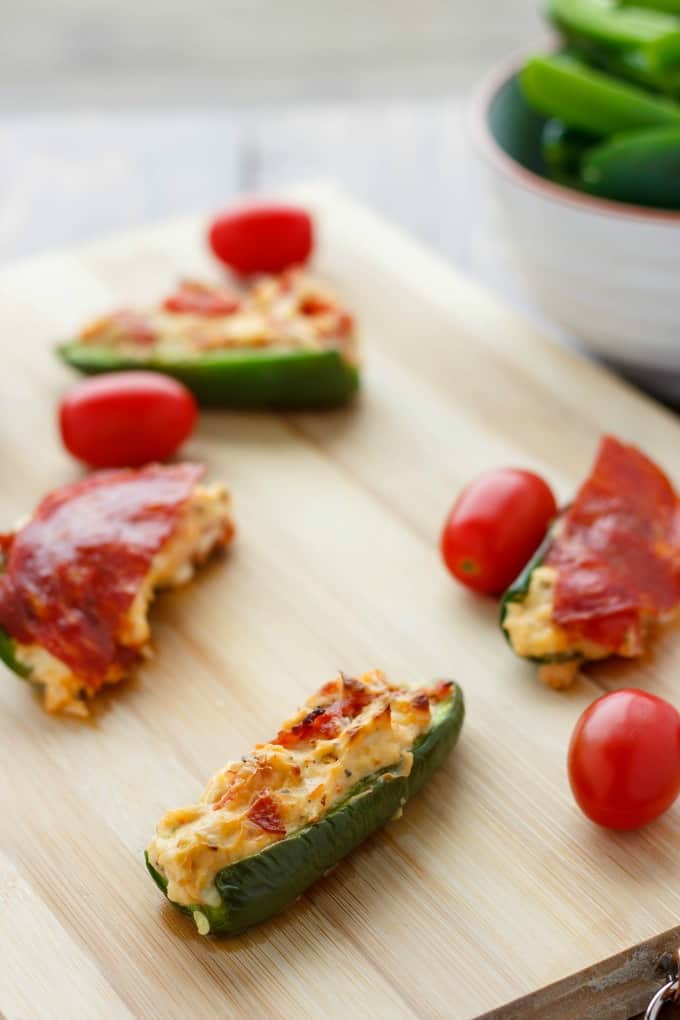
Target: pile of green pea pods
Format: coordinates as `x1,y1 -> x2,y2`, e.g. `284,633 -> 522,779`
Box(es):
522,0 -> 680,207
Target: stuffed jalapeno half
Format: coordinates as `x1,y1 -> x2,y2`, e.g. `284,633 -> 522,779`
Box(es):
0,463 -> 233,715
146,669 -> 464,936
58,271 -> 359,408
501,436 -> 680,689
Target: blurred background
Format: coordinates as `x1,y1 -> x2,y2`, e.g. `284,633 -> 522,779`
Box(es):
0,0 -> 546,295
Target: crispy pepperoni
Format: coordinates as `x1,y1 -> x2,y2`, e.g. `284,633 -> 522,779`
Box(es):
276,704 -> 342,747
247,793 -> 286,836
319,678 -> 341,698
275,676 -> 451,749
547,437 -> 680,651
299,295 -> 333,316
163,280 -> 240,317
0,463 -> 203,688
110,309 -> 157,345
275,675 -> 374,748
335,311 -> 355,338
431,680 -> 454,701
338,675 -> 373,716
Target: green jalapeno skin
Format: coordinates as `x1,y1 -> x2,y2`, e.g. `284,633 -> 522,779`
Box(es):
57,343 -> 360,409
499,525 -> 581,665
0,627 -> 31,680
0,548 -> 31,682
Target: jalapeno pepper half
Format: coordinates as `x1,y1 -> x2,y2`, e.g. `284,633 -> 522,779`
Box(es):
58,344 -> 360,409
58,272 -> 360,409
146,675 -> 465,936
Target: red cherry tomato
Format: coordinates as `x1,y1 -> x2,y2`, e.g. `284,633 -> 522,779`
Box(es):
208,203 -> 313,276
440,468 -> 557,595
59,372 -> 197,468
568,689 -> 680,831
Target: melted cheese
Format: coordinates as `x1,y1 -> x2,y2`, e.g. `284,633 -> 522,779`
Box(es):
147,670 -> 442,910
504,565 -> 610,664
13,482 -> 233,715
79,270 -> 359,365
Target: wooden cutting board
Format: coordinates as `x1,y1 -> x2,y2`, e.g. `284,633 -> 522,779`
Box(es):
1,183 -> 679,1020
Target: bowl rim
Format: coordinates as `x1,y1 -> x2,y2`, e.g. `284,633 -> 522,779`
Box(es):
470,53 -> 680,224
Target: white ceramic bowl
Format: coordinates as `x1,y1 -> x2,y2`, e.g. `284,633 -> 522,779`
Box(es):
470,58 -> 680,401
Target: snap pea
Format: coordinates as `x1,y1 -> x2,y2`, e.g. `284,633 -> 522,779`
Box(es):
549,0 -> 680,68
520,53 -> 680,133
563,40 -> 680,96
549,0 -> 680,94
541,118 -> 598,185
581,124 -> 680,205
620,0 -> 680,13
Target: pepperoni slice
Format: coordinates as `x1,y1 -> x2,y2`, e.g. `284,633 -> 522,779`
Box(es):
275,675 -> 374,748
110,309 -> 157,345
247,793 -> 286,836
276,704 -> 342,747
299,295 -> 334,316
0,463 -> 203,688
547,436 -> 680,651
163,281 -> 239,317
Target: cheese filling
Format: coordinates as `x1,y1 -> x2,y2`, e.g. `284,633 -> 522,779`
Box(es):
13,483 -> 233,715
147,670 -> 448,909
78,271 -> 358,365
504,566 -> 610,664
503,564 -> 649,688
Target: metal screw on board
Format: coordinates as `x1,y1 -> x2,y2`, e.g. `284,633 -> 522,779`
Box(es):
645,950 -> 680,1019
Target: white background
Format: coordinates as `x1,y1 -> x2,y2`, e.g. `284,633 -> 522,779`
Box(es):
0,0 -> 548,276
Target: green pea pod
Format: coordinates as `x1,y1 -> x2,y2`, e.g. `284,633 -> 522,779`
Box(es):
550,0 -> 680,95
620,0 -> 680,14
146,685 -> 465,936
57,343 -> 360,409
520,53 -> 680,133
581,124 -> 680,206
548,0 -> 680,70
541,118 -> 598,186
564,40 -> 680,97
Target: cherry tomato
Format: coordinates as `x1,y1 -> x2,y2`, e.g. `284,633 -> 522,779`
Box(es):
568,689 -> 680,831
440,468 -> 557,595
208,203 -> 313,275
59,372 -> 197,468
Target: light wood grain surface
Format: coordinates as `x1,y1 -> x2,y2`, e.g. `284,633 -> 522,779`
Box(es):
1,184 -> 679,1020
